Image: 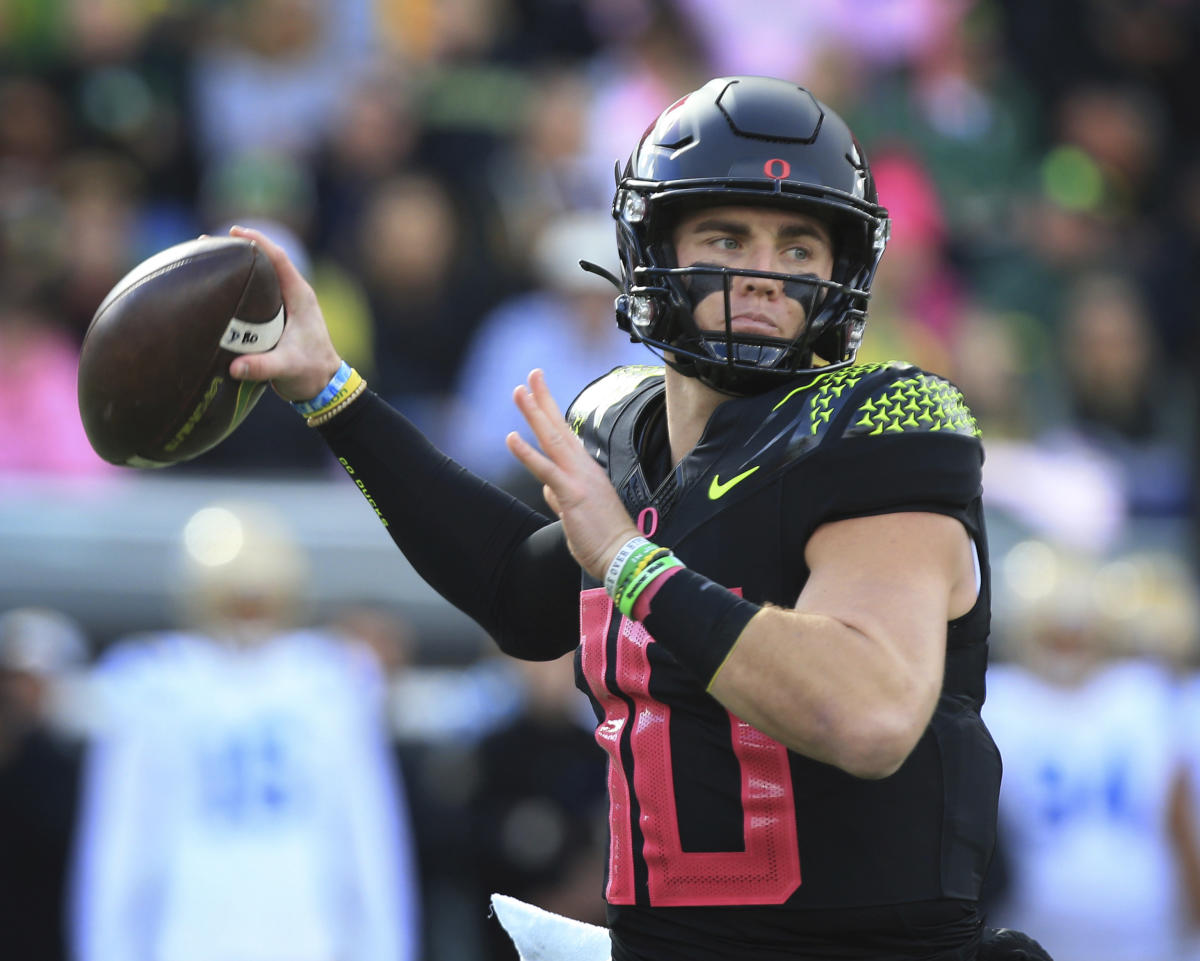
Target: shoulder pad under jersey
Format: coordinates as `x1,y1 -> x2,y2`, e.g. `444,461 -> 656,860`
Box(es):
768,361 -> 979,439
738,361 -> 980,473
840,365 -> 981,439
566,365 -> 664,443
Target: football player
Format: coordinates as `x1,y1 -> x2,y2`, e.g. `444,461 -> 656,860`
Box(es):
229,76 -> 1050,961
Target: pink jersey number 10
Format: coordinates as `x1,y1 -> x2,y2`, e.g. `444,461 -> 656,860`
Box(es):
579,588 -> 802,906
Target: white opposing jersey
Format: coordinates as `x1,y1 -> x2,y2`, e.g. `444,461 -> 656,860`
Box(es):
72,631 -> 419,961
984,658 -> 1189,961
1178,672 -> 1200,961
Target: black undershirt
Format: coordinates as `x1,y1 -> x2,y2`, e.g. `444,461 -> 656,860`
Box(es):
318,390 -> 580,661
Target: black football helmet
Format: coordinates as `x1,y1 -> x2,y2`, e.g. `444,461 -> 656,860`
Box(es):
610,76 -> 890,395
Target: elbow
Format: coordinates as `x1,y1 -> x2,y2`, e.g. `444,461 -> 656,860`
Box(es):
833,665 -> 941,779
824,704 -> 931,780
836,729 -> 919,780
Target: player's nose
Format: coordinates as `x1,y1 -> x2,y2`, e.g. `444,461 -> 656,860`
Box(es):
736,252 -> 784,296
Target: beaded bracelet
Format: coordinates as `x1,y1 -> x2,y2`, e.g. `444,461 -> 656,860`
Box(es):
306,377 -> 367,427
622,546 -> 672,591
291,362 -> 367,427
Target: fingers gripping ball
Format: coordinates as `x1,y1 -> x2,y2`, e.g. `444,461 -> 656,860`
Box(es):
78,236 -> 285,468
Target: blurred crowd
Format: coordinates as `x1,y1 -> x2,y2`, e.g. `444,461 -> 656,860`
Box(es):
2,0 -> 1197,516
3,1 -> 1200,960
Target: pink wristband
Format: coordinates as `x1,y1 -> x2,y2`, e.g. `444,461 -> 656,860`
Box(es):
631,565 -> 684,621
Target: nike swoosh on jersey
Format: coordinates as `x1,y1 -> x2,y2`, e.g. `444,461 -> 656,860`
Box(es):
707,466 -> 760,499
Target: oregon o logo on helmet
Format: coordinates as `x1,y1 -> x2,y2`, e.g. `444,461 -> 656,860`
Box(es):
764,158 -> 791,179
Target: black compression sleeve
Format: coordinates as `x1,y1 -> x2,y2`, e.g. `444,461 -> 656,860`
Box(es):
640,568 -> 760,687
316,391 -> 580,660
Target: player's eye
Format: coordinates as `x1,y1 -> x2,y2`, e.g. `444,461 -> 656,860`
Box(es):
785,245 -> 810,261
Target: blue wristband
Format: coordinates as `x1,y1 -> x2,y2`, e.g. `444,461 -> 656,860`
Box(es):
292,361 -> 352,416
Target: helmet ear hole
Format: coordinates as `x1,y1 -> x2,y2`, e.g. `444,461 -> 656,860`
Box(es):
613,76 -> 888,396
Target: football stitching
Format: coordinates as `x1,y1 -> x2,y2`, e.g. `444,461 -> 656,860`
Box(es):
82,244 -> 246,348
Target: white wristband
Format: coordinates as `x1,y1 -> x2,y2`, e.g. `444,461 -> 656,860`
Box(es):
604,536 -> 650,598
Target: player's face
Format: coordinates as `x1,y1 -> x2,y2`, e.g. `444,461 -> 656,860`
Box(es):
671,205 -> 835,342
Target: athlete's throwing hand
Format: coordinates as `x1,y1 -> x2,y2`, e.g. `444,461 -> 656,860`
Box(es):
507,369 -> 640,582
226,225 -> 342,402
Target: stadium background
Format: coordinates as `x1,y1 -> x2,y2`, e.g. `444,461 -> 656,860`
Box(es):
1,1 -> 1198,959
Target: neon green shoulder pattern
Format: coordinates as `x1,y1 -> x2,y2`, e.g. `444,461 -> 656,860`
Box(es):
568,365 -> 664,436
772,362 -> 895,437
845,370 -> 981,438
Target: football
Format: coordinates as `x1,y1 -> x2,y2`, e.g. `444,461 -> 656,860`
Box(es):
78,236 -> 285,468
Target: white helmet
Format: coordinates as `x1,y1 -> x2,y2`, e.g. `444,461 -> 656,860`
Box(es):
172,500 -> 311,641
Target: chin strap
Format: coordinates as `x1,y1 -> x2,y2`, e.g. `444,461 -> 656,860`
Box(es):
579,259 -> 622,290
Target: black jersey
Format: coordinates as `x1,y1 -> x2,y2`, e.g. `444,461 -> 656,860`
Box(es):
564,362 -> 1001,960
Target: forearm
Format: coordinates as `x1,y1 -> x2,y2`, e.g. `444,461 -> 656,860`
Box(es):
639,511 -> 963,776
318,391 -> 579,657
639,569 -> 934,775
705,605 -> 939,777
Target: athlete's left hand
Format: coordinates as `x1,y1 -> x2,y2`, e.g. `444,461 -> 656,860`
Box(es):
507,369 -> 640,581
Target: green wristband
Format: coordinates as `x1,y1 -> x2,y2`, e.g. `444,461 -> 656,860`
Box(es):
616,554 -> 685,617
614,543 -> 661,594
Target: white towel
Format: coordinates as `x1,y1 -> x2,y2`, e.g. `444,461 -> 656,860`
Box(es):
490,894 -> 612,961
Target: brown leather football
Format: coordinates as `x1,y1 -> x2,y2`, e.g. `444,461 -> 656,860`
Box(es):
78,236 -> 285,468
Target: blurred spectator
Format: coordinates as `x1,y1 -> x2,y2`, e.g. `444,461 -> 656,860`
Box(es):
58,2 -> 201,216
856,146 -> 964,374
1053,271 -> 1194,520
676,0 -> 959,83
354,170 -> 498,431
984,539 -> 1200,961
189,0 -> 375,163
980,437 -> 1128,557
484,65 -> 614,270
327,600 -> 477,961
946,302 -> 1129,554
0,73 -> 69,172
671,0 -> 836,79
945,304 -> 1055,442
446,209 -> 646,488
0,287 -> 112,476
0,5 -> 203,250
199,149 -> 316,246
1054,83 -> 1165,219
329,600 -> 418,683
0,75 -> 74,303
379,0 -> 609,66
846,2 -> 1041,266
467,653 -> 608,961
0,607 -> 89,961
331,604 -> 526,961
70,501 -> 420,961
396,0 -> 534,192
582,3 -> 709,189
999,0 -> 1200,155
311,64 -> 421,262
54,151 -> 146,335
